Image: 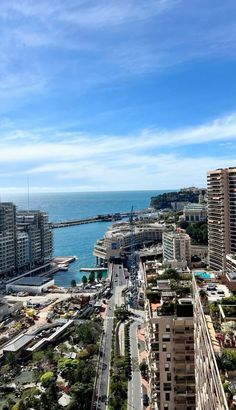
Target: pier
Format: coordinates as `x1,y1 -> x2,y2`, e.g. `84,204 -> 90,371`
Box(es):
80,267 -> 107,272
51,209 -> 150,229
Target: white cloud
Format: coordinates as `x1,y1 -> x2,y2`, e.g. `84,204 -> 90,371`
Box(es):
1,111 -> 236,164
0,111 -> 235,191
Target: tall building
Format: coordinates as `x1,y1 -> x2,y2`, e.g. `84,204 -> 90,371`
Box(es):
146,291 -> 195,410
0,203 -> 16,275
192,275 -> 229,409
16,210 -> 53,268
0,204 -> 53,276
144,267 -> 195,410
163,231 -> 191,266
207,167 -> 236,271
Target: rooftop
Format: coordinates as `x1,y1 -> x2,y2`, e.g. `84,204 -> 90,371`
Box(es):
10,276 -> 53,286
3,334 -> 34,352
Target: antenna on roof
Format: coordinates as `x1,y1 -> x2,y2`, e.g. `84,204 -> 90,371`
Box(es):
27,176 -> 30,212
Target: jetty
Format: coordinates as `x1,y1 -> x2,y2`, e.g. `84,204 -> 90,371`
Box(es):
51,209 -> 151,229
80,267 -> 107,272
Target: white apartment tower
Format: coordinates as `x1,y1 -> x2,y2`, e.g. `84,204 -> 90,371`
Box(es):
0,204 -> 53,276
207,167 -> 236,271
163,231 -> 191,265
0,203 -> 16,275
16,210 -> 53,267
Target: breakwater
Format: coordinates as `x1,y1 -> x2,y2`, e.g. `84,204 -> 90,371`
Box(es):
51,209 -> 149,229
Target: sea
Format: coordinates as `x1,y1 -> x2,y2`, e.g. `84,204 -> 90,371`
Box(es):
1,190 -> 167,287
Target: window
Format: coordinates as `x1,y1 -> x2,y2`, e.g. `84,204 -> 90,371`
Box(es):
165,363 -> 170,371
166,325 -> 170,332
163,383 -> 171,391
163,344 -> 167,352
165,393 -> 170,401
166,354 -> 171,361
163,333 -> 171,342
167,373 -> 171,381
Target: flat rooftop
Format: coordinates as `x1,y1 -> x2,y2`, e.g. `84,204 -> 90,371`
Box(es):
10,276 -> 52,286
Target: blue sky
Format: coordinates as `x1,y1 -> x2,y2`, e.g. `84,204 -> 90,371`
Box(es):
1,0 -> 236,192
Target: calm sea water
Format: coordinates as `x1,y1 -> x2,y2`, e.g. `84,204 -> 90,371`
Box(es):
1,191 -> 166,287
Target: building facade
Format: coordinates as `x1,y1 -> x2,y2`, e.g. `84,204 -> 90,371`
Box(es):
145,291 -> 195,410
192,275 -> 228,410
0,203 -> 16,275
16,210 -> 53,268
94,221 -> 165,265
0,203 -> 53,276
182,203 -> 207,222
207,167 -> 236,271
163,231 -> 191,265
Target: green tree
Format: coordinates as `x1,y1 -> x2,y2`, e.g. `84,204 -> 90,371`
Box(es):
89,271 -> 95,284
114,306 -> 129,322
40,371 -> 55,387
82,275 -> 88,287
32,350 -> 45,363
71,279 -> 77,288
139,361 -> 148,378
11,401 -> 26,410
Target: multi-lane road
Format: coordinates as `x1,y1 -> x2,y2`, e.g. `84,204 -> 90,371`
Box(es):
93,263 -> 126,410
93,263 -> 145,410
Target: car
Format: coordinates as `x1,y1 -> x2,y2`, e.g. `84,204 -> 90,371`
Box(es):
143,394 -> 149,406
207,285 -> 217,291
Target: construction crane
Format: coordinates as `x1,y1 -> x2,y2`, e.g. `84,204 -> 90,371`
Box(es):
129,206 -> 137,299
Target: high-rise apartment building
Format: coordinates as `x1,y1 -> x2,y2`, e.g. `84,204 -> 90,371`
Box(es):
163,231 -> 191,265
16,210 -> 53,267
144,269 -> 195,410
0,203 -> 53,276
192,275 -> 228,409
0,203 -> 16,275
207,167 -> 236,271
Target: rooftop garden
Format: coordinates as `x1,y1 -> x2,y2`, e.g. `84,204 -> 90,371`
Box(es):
146,268 -> 192,304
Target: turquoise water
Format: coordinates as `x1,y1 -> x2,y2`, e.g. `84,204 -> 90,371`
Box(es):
194,271 -> 211,279
1,190 -> 167,287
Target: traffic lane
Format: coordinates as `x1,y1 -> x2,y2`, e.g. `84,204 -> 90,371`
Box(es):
129,321 -> 143,410
96,296 -> 115,409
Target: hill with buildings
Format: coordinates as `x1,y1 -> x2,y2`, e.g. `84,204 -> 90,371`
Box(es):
150,187 -> 206,210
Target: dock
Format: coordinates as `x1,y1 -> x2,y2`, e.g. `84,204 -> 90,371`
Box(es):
80,267 -> 107,272
53,256 -> 76,264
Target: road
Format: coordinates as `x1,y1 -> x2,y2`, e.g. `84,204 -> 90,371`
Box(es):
93,263 -> 126,410
128,320 -> 143,410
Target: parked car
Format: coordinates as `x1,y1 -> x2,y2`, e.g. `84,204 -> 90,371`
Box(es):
143,394 -> 149,406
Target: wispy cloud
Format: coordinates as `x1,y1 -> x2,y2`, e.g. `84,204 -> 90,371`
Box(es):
0,111 -> 235,190
1,111 -> 236,157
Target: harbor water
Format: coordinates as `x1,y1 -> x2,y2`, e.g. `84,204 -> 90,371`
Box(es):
1,190 -> 166,287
